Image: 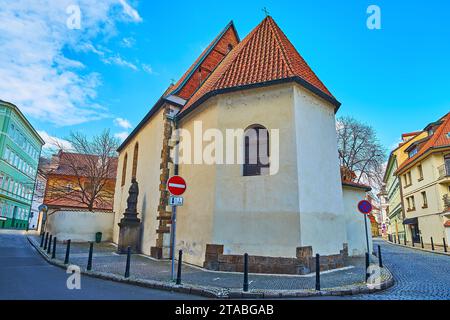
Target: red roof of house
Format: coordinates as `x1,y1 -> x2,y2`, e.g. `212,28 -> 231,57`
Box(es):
167,21 -> 240,100
181,16 -> 338,114
118,16 -> 340,151
49,151 -> 118,179
402,131 -> 422,138
341,179 -> 372,192
397,112 -> 450,174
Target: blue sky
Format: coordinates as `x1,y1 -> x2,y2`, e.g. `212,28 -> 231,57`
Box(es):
1,0 -> 449,152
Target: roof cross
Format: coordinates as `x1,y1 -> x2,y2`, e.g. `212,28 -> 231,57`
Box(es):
262,7 -> 270,17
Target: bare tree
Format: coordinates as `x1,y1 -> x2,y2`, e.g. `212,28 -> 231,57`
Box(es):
337,116 -> 386,190
44,130 -> 119,211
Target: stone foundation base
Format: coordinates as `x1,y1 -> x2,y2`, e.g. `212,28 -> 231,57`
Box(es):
150,246 -> 163,259
203,243 -> 348,275
117,220 -> 141,254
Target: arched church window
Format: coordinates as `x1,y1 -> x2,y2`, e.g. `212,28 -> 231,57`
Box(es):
132,142 -> 139,179
121,153 -> 128,186
243,125 -> 270,176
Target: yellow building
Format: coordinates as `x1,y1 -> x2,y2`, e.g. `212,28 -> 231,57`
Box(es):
113,17 -> 372,274
383,131 -> 428,242
396,112 -> 450,246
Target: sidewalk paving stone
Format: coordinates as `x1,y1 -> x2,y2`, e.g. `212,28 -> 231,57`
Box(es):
28,235 -> 393,298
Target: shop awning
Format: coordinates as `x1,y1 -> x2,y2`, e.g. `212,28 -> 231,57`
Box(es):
403,217 -> 418,225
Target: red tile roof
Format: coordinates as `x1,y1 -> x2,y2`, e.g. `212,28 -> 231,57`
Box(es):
342,179 -> 372,192
168,21 -> 240,100
49,151 -> 118,179
117,17 -> 340,151
180,16 -> 338,114
397,112 -> 450,174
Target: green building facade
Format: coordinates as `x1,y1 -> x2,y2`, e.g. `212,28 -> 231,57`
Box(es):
0,100 -> 44,230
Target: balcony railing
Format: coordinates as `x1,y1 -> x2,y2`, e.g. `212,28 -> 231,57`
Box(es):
438,164 -> 450,179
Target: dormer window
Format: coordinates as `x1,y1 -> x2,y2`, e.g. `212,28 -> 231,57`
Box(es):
227,44 -> 233,52
408,147 -> 418,158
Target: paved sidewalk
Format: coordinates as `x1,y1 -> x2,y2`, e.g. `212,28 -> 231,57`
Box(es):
388,238 -> 449,256
29,235 -> 393,298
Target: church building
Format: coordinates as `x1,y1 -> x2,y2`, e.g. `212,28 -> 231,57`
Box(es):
113,16 -> 372,274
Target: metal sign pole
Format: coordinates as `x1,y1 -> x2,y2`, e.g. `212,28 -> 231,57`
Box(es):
364,214 -> 370,254
170,205 -> 177,281
170,121 -> 180,281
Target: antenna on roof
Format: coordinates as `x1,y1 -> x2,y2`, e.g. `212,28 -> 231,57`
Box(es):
262,7 -> 270,17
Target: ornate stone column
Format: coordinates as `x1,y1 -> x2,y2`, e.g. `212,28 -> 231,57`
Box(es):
117,178 -> 141,254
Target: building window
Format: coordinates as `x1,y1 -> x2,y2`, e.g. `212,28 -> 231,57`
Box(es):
404,172 -> 412,187
243,125 -> 270,176
409,147 -> 418,158
132,142 -> 139,179
406,196 -> 416,211
418,164 -> 424,181
421,191 -> 428,208
121,153 -> 128,186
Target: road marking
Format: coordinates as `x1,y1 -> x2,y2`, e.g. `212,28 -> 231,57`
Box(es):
213,277 -> 220,281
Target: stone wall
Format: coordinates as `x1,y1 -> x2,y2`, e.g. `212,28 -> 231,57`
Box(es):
45,209 -> 114,242
203,243 -> 348,275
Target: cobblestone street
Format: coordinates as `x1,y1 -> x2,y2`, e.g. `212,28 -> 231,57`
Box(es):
352,239 -> 450,300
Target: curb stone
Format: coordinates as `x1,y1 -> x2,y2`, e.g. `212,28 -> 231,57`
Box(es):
27,236 -> 394,299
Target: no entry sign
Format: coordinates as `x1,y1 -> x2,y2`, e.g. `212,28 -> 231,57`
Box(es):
167,176 -> 187,196
358,200 -> 373,215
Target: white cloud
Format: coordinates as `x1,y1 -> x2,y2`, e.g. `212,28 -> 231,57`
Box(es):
103,55 -> 138,71
114,117 -> 132,129
142,64 -> 154,74
114,131 -> 130,141
119,0 -> 143,22
38,130 -> 73,151
80,43 -> 139,71
0,1 -> 143,126
121,37 -> 136,48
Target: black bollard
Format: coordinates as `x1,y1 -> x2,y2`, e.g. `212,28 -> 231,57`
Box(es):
243,253 -> 249,292
378,245 -> 383,268
421,236 -> 424,249
176,250 -> 182,285
47,235 -> 53,254
40,232 -> 45,247
412,234 -> 415,247
43,232 -> 49,250
365,252 -> 370,282
51,237 -> 57,259
404,235 -> 407,246
64,239 -> 71,264
87,242 -> 94,271
431,237 -> 435,251
443,238 -> 447,253
315,254 -> 320,291
124,246 -> 131,278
